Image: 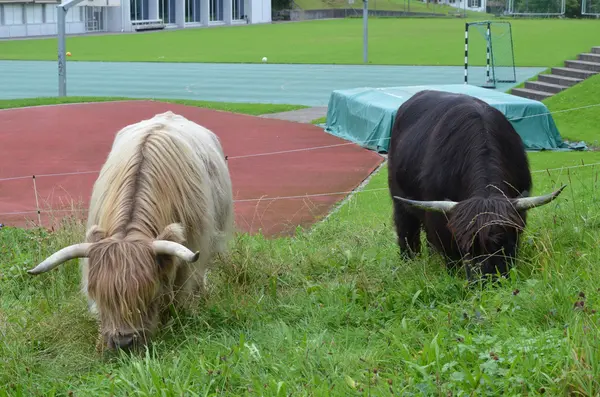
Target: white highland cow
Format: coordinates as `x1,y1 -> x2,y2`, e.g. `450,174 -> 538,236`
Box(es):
28,111 -> 235,351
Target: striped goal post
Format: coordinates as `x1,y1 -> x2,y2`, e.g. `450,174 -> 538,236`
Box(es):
464,21 -> 517,89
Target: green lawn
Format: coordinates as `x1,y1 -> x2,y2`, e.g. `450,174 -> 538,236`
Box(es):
293,0 -> 490,17
542,74 -> 600,147
0,96 -> 307,115
0,18 -> 599,66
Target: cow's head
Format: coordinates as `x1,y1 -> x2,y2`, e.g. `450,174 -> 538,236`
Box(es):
393,185 -> 565,279
27,223 -> 199,352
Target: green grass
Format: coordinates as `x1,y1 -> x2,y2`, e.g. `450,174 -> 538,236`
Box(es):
1,148 -> 600,395
0,96 -> 307,115
311,116 -> 327,124
1,18 -> 599,66
293,0 -> 489,17
542,74 -> 600,147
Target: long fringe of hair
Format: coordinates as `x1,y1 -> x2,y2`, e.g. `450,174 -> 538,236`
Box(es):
86,238 -> 161,332
448,196 -> 525,254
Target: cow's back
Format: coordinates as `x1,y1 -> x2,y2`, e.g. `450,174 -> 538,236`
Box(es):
388,90 -> 531,202
87,111 -> 234,256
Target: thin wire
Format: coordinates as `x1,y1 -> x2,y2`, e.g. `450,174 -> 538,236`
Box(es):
531,161 -> 600,173
2,158 -> 599,218
508,103 -> 600,121
0,170 -> 100,183
0,137 -> 389,183
226,141 -> 372,160
0,101 -> 598,183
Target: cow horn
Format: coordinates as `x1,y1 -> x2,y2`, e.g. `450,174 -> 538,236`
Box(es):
28,243 -> 93,275
152,241 -> 200,262
393,196 -> 458,213
512,185 -> 567,210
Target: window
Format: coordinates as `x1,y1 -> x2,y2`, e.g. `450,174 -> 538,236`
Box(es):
232,0 -> 244,20
210,0 -> 222,21
4,4 -> 25,25
26,4 -> 45,24
45,4 -> 56,23
185,0 -> 201,22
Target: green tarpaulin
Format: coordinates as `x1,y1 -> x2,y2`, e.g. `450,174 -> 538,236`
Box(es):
324,84 -> 584,153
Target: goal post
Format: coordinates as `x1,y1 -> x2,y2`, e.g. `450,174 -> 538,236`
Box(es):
464,21 -> 517,89
582,0 -> 600,15
507,0 -> 565,15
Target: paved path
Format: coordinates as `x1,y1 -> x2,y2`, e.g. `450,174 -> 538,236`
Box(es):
260,106 -> 328,123
0,100 -> 384,237
0,60 -> 545,107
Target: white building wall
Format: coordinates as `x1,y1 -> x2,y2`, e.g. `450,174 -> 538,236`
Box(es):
248,0 -> 269,23
105,3 -> 125,31
0,0 -> 270,39
0,3 -> 86,38
443,0 -> 487,12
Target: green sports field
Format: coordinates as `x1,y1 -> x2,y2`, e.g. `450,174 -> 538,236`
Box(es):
0,18 -> 599,66
292,0 -> 492,17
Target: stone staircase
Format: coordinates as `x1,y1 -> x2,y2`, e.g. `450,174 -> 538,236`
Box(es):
511,46 -> 600,101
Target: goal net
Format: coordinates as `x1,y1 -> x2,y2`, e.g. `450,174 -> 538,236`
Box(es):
464,21 -> 517,89
507,0 -> 565,15
582,0 -> 600,15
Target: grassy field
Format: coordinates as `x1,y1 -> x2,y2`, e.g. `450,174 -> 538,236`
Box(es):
0,18 -> 599,66
293,0 -> 489,17
1,75 -> 600,394
0,96 -> 307,115
543,74 -> 600,147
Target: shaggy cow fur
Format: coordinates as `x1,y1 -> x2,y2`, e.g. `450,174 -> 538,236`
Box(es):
387,89 -> 564,280
31,111 -> 234,351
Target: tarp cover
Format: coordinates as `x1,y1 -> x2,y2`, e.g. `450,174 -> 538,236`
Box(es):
324,84 -> 585,153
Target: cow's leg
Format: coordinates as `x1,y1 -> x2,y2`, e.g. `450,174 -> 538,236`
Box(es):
392,200 -> 421,258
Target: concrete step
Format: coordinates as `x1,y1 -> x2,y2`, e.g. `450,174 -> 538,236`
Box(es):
551,67 -> 598,79
525,80 -> 568,94
578,53 -> 600,63
592,46 -> 600,54
538,73 -> 583,87
510,88 -> 554,101
565,59 -> 600,72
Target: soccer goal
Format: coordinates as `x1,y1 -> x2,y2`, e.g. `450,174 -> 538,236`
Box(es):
507,0 -> 565,15
582,0 -> 600,15
464,21 -> 517,89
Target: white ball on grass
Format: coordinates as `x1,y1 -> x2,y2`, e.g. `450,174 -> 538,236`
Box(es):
262,57 -> 267,63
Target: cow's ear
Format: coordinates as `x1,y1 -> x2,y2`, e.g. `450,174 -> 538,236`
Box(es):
86,225 -> 106,243
157,223 -> 186,245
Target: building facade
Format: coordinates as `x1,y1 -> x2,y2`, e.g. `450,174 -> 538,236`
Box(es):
0,0 -> 271,39
438,0 -> 488,13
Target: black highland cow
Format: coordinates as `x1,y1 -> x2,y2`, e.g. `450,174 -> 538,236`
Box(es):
387,90 -> 565,280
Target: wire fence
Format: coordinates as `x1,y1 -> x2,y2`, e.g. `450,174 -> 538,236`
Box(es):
1,102 -> 599,220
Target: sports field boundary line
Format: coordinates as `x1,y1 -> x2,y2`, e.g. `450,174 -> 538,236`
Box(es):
0,58 -> 552,68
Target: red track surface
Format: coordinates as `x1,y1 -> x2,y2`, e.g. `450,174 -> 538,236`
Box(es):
0,100 -> 383,237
